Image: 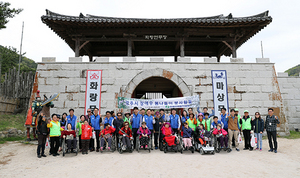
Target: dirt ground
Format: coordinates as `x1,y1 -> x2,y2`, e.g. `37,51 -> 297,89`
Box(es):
0,138 -> 299,178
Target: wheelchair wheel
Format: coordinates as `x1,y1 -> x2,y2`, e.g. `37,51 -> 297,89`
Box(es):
164,147 -> 167,153
191,147 -> 195,154
62,138 -> 66,157
211,151 -> 215,155
200,147 -> 204,155
136,137 -> 140,152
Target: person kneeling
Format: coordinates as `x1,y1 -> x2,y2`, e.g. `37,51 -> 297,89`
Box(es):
100,123 -> 116,151
137,122 -> 151,149
182,122 -> 193,150
213,124 -> 228,149
61,123 -> 77,153
119,122 -> 133,150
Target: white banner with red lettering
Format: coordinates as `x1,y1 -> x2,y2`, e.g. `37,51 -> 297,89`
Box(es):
85,70 -> 102,113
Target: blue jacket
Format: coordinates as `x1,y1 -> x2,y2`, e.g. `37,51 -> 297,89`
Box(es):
182,126 -> 193,138
91,114 -> 102,130
143,115 -> 154,130
131,113 -> 142,129
201,110 -> 215,118
211,120 -> 224,129
181,116 -> 188,124
221,113 -> 228,129
104,117 -> 114,126
169,114 -> 180,129
66,115 -> 77,130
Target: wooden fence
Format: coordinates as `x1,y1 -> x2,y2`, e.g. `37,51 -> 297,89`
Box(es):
0,68 -> 35,114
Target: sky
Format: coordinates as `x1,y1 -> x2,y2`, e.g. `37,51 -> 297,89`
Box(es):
0,0 -> 299,72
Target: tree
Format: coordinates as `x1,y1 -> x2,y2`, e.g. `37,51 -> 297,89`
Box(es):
0,1 -> 23,29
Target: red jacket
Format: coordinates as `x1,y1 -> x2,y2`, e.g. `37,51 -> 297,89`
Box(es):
81,124 -> 92,140
212,128 -> 228,136
119,127 -> 132,138
61,130 -> 76,138
100,126 -> 116,136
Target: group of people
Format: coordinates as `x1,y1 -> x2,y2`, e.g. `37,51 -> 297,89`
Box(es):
36,106 -> 280,158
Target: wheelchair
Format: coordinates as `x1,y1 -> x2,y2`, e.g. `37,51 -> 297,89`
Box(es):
62,133 -> 79,157
100,134 -> 116,153
117,135 -> 134,154
136,135 -> 151,153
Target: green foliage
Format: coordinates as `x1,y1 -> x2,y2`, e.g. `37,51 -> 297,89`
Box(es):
0,45 -> 37,81
0,114 -> 26,131
0,1 -> 23,29
284,131 -> 300,139
0,136 -> 26,144
285,64 -> 300,76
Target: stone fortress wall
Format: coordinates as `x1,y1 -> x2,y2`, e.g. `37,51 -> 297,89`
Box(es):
35,56 -> 298,135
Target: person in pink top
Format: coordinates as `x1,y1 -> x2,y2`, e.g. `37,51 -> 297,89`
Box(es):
137,122 -> 151,149
213,124 -> 228,148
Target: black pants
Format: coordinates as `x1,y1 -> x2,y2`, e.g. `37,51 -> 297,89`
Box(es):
132,128 -> 138,149
140,136 -> 149,146
122,136 -> 131,148
154,132 -> 159,147
50,136 -> 60,155
37,134 -> 47,156
82,139 -> 90,153
243,129 -> 252,149
115,132 -> 120,148
172,128 -> 178,135
90,138 -> 94,150
79,135 -> 82,149
267,131 -> 278,150
67,139 -> 77,150
95,130 -> 100,149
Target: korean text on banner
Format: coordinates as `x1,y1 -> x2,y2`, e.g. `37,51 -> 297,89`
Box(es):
211,70 -> 229,117
85,70 -> 102,113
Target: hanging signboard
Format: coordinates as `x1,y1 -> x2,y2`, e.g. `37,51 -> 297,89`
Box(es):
118,95 -> 200,109
211,70 -> 229,117
85,70 -> 102,113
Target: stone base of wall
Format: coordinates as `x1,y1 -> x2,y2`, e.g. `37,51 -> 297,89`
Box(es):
0,128 -> 26,138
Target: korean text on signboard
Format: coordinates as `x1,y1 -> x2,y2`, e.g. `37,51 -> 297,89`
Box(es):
85,70 -> 102,113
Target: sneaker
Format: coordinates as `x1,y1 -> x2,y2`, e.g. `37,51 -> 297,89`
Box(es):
41,154 -> 47,157
243,148 -> 248,150
107,147 -> 111,151
236,148 -> 240,152
249,148 -> 253,151
86,152 -> 88,154
96,149 -> 99,152
37,155 -> 41,158
145,145 -> 148,148
260,148 -> 262,151
100,147 -> 103,151
268,149 -> 273,152
82,152 -> 85,155
56,153 -> 60,156
274,150 -> 277,153
255,148 -> 259,150
141,146 -> 144,149
53,154 -> 57,157
155,147 -> 158,150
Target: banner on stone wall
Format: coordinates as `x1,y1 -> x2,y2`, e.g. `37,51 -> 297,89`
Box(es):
85,70 -> 102,113
118,95 -> 200,109
211,70 -> 229,117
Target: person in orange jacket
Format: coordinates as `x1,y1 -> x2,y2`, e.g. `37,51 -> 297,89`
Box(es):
100,123 -> 116,151
81,120 -> 92,154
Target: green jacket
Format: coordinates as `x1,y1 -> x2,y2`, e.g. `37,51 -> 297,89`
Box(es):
187,118 -> 197,131
48,121 -> 62,137
76,121 -> 84,135
123,117 -> 132,129
241,116 -> 252,130
197,118 -> 211,131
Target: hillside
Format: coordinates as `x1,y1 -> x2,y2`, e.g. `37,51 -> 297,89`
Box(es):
0,45 -> 37,77
285,64 -> 300,76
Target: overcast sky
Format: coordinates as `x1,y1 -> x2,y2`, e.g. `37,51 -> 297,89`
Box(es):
0,0 -> 299,72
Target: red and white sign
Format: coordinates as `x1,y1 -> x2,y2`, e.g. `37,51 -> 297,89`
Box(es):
85,70 -> 102,113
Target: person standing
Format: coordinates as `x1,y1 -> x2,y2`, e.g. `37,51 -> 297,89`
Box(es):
131,107 -> 142,149
143,109 -> 155,149
265,108 -> 280,153
252,112 -> 264,151
228,109 -> 240,152
104,111 -> 114,127
186,113 -> 197,131
85,108 -> 94,151
220,108 -> 229,132
240,110 -> 253,151
37,112 -> 48,158
47,114 -> 64,156
113,112 -> 124,148
81,120 -> 92,154
66,109 -> 77,131
91,108 -> 102,152
153,111 -> 163,150
76,115 -> 85,152
181,110 -> 189,124
169,109 -> 181,135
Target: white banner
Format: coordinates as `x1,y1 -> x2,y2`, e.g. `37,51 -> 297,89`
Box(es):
118,95 -> 200,109
211,70 -> 229,116
85,70 -> 102,113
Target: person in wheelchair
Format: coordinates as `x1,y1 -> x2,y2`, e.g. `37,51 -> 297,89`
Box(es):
182,122 -> 193,150
161,122 -> 177,147
61,123 -> 77,153
119,121 -> 133,150
100,123 -> 116,151
137,122 -> 151,149
212,124 -> 228,149
195,124 -> 207,146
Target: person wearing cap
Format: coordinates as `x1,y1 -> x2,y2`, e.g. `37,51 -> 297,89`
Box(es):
228,109 -> 240,152
196,113 -> 205,127
130,107 -> 143,149
100,123 -> 116,151
202,112 -> 212,132
240,110 -> 253,151
123,112 -> 132,129
186,113 -> 197,131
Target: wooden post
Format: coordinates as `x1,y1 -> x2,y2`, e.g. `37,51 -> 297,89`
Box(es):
127,39 -> 132,57
75,39 -> 80,57
180,38 -> 185,57
232,40 -> 237,58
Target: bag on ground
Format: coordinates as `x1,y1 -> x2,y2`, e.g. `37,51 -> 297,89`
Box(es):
45,138 -> 50,149
251,134 -> 256,147
238,133 -> 243,143
92,131 -> 96,139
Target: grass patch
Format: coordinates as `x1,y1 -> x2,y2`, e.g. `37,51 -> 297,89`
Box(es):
284,131 -> 300,139
0,136 -> 26,144
0,114 -> 26,131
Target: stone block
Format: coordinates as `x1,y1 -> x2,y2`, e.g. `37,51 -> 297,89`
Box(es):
73,93 -> 86,101
46,78 -> 59,85
66,85 -> 80,93
38,71 -> 53,78
259,71 -> 273,78
177,57 -> 191,63
194,86 -> 207,93
37,64 -> 47,70
230,58 -> 244,63
101,85 -> 108,92
184,64 -> 198,71
246,86 -> 261,92
53,100 -> 65,108
69,57 -> 82,62
263,101 -> 274,107
277,72 -> 288,77
290,100 -> 300,106
129,64 -> 143,70
59,78 -> 73,85
204,58 -> 217,63
116,64 -> 129,70
72,78 -> 86,85
55,71 -> 81,78
261,86 -> 273,93
253,78 -> 267,85
242,93 -> 255,101
65,101 -> 79,108
235,86 -> 247,92
239,64 -> 252,71
38,84 -> 52,93
256,58 -> 270,63
95,57 -> 109,62
287,78 -> 298,83
123,57 -> 137,62
240,78 -> 254,85
42,57 -> 56,62
288,118 -> 300,124
80,85 -> 86,92
235,101 -> 249,108
46,64 -> 62,70
150,57 -> 164,62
